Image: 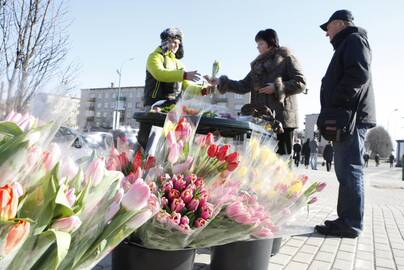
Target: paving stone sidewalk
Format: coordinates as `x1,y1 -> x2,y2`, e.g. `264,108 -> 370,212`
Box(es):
95,162 -> 404,270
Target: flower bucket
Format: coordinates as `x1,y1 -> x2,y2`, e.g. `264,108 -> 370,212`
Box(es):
112,240 -> 196,270
210,239 -> 273,270
271,237 -> 282,256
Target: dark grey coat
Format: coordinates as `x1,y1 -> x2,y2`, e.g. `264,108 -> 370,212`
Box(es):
320,26 -> 376,127
218,47 -> 306,129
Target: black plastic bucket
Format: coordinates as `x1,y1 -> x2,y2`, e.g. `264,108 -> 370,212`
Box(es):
210,239 -> 273,270
271,237 -> 282,256
112,240 -> 196,270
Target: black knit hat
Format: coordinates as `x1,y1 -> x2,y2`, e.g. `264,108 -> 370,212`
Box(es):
320,10 -> 354,31
255,29 -> 279,48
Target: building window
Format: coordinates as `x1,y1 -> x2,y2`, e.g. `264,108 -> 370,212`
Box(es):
235,94 -> 243,100
235,104 -> 243,110
127,103 -> 132,108
103,112 -> 108,117
111,103 -> 115,109
137,91 -> 143,97
112,93 -> 116,98
98,93 -> 103,98
90,93 -> 95,98
95,122 -> 100,127
104,102 -> 108,108
105,92 -> 109,98
136,102 -> 143,109
96,112 -> 101,117
97,103 -> 101,108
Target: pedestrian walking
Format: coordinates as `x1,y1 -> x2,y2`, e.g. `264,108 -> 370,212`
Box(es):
323,141 -> 334,172
375,153 -> 380,167
389,153 -> 395,168
363,153 -> 369,167
315,10 -> 376,238
302,139 -> 311,168
293,140 -> 302,167
309,137 -> 319,170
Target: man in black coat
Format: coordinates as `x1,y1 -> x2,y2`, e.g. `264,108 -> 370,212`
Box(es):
315,10 -> 376,238
292,140 -> 302,167
323,142 -> 334,172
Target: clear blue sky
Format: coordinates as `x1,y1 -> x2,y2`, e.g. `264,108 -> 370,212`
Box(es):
65,0 -> 404,139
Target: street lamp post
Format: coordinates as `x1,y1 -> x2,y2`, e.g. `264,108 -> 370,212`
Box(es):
112,58 -> 134,130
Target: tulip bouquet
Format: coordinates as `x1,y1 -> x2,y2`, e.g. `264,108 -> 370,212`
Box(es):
0,111 -> 158,270
187,134 -> 326,247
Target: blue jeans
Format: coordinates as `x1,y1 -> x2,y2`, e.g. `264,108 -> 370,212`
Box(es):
333,125 -> 367,233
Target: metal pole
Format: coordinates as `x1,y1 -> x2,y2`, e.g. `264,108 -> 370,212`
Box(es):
113,58 -> 134,130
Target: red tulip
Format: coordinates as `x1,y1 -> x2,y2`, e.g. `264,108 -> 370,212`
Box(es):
225,152 -> 239,163
227,161 -> 240,172
216,145 -> 231,161
0,184 -> 18,221
207,144 -> 218,158
4,220 -> 30,254
144,156 -> 156,170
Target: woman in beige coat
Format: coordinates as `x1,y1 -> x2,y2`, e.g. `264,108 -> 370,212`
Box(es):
207,28 -> 306,156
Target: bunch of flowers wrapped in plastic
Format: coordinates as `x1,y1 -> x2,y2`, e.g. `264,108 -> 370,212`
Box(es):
133,90 -> 327,250
0,106 -> 158,270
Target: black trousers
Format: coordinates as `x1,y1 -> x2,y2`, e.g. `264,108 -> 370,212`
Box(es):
276,128 -> 294,155
326,160 -> 332,171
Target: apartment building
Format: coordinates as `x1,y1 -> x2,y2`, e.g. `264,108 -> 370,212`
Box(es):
78,84 -> 250,131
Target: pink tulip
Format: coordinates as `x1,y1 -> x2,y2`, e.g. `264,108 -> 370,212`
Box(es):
156,211 -> 170,224
194,218 -> 207,228
168,142 -> 181,164
199,192 -> 208,207
167,130 -> 177,146
181,189 -> 193,204
126,171 -> 141,184
205,133 -> 214,145
226,202 -> 246,218
52,216 -> 81,232
148,194 -> 160,214
187,198 -> 199,212
161,197 -> 168,208
200,203 -> 213,220
84,158 -> 105,186
66,188 -> 76,207
43,143 -> 61,171
316,182 -> 327,192
173,176 -> 187,191
252,226 -> 274,238
194,178 -> 203,188
121,180 -> 151,211
127,209 -> 153,229
171,198 -> 185,213
170,212 -> 181,225
179,223 -> 191,232
4,220 -> 30,254
168,189 -> 180,200
60,157 -> 79,181
180,216 -> 190,226
185,175 -> 197,184
163,181 -> 173,192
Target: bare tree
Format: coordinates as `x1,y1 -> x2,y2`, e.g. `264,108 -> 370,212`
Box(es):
0,0 -> 72,113
365,126 -> 394,158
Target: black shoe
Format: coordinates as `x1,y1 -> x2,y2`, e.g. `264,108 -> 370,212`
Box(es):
324,219 -> 341,228
315,225 -> 358,238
